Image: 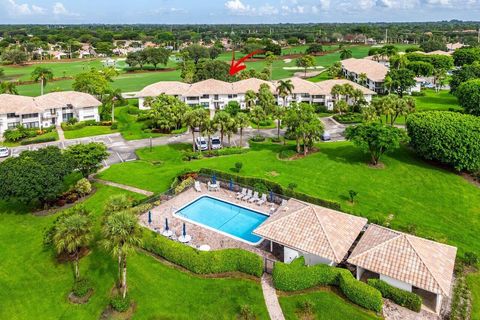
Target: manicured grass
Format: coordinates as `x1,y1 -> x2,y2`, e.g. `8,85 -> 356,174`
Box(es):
414,89 -> 462,112
97,141 -> 480,256
279,289 -> 381,320
0,130 -> 59,147
0,183 -> 269,319
115,104 -> 166,141
63,126 -> 118,139
468,272 -> 480,320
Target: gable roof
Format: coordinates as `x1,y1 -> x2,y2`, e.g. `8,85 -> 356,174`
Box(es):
232,78 -> 275,93
186,79 -> 234,96
34,91 -> 101,109
316,79 -> 377,95
341,58 -> 389,82
274,77 -> 324,95
253,199 -> 367,263
348,224 -> 457,296
135,81 -> 190,98
0,94 -> 42,114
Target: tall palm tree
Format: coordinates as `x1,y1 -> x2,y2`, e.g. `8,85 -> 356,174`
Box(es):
213,111 -> 231,145
102,88 -> 124,122
201,119 -> 218,151
184,108 -> 207,152
53,212 -> 93,280
340,49 -> 353,60
264,51 -> 277,80
0,81 -> 18,94
101,210 -> 142,299
359,73 -> 368,86
31,67 -> 53,96
276,79 -> 294,107
225,117 -> 237,146
244,90 -> 257,110
273,105 -> 284,140
235,112 -> 250,147
250,105 -> 266,133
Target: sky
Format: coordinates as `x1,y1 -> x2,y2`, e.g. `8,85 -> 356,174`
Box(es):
1,0 -> 480,24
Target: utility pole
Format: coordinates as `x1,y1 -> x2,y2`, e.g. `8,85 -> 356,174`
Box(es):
385,29 -> 388,44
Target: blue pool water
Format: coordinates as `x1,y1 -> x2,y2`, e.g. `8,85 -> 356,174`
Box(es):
176,196 -> 268,244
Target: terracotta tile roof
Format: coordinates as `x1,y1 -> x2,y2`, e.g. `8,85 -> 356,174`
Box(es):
253,199 -> 367,263
185,79 -> 235,96
34,91 -> 101,109
0,94 -> 42,114
135,81 -> 191,98
232,78 -> 275,94
316,79 -> 377,95
274,77 -> 325,95
341,58 -> 389,82
348,224 -> 457,296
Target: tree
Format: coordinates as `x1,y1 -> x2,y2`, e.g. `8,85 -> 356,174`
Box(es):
1,48 -> 28,65
432,68 -> 447,92
146,94 -> 188,132
0,81 -> 18,94
73,69 -> 111,98
125,51 -> 142,69
420,40 -> 447,53
213,111 -> 232,145
208,47 -> 222,60
31,67 -> 53,96
101,88 -> 124,122
64,143 -> 109,177
450,62 -> 480,93
235,112 -> 250,147
455,79 -> 480,116
283,103 -> 323,155
244,90 -> 257,109
193,60 -> 230,82
104,194 -> 132,216
184,107 -> 208,151
453,48 -> 480,67
295,55 -> 316,77
345,122 -> 408,166
276,79 -> 294,106
385,68 -> 416,97
180,60 -> 196,84
272,105 -> 284,140
224,101 -> 241,117
201,119 -> 218,151
183,44 -> 210,64
144,47 -> 170,70
53,211 -> 92,280
340,49 -> 352,60
306,44 -> 324,55
257,83 -> 276,114
101,210 -> 142,299
406,61 -> 433,77
264,51 -> 276,79
250,105 -> 266,133
358,73 -> 368,86
327,62 -> 342,79
264,42 -> 281,55
225,116 -> 237,146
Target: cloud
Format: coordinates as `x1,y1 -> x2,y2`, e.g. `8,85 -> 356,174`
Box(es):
421,0 -> 451,6
52,2 -> 77,16
225,0 -> 252,13
5,0 -> 45,15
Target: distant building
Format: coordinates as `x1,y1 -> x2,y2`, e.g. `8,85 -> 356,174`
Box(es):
341,58 -> 389,94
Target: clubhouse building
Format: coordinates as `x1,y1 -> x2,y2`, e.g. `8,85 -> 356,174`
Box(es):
0,91 -> 101,136
135,77 -> 376,113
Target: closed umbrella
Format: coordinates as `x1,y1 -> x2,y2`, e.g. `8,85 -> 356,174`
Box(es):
229,178 -> 233,191
269,190 -> 274,202
212,173 -> 217,185
165,218 -> 169,231
182,223 -> 186,237
148,211 -> 152,224
162,218 -> 173,237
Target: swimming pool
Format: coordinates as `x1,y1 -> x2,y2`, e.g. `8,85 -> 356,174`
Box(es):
175,196 -> 268,245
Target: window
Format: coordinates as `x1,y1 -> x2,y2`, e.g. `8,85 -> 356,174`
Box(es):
23,122 -> 39,129
201,94 -> 209,99
300,93 -> 310,98
83,115 -> 95,119
228,94 -> 237,99
7,113 -> 17,118
7,122 -> 20,129
201,102 -> 209,107
214,95 -> 219,100
186,96 -> 198,101
21,113 -> 38,119
63,113 -> 74,121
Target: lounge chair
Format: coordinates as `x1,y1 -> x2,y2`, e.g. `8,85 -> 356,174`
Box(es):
249,191 -> 259,203
257,194 -> 267,206
194,181 -> 202,192
242,189 -> 253,201
236,188 -> 246,199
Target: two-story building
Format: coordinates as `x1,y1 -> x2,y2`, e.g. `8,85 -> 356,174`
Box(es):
341,58 -> 389,94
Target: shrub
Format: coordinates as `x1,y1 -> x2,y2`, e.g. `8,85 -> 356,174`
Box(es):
74,178 -> 92,197
339,272 -> 383,313
410,91 -> 426,96
110,294 -> 131,312
279,149 -> 296,159
126,106 -> 140,115
406,112 -> 480,172
61,121 -> 86,131
3,128 -> 26,142
204,147 -> 248,158
174,177 -> 194,194
288,183 -> 297,191
72,278 -> 93,298
20,135 -> 56,145
141,230 -> 263,277
348,190 -> 358,203
462,251 -> 478,267
333,113 -> 363,124
182,151 -> 203,161
270,137 -> 282,143
235,162 -> 243,173
238,305 -> 256,320
368,279 -> 422,312
297,300 -> 314,316
110,122 -> 118,130
250,135 -> 265,142
284,129 -> 296,141
67,117 -> 78,125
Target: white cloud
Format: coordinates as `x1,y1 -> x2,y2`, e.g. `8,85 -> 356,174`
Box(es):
422,0 -> 451,6
225,0 -> 252,13
6,0 -> 45,15
52,2 -> 77,16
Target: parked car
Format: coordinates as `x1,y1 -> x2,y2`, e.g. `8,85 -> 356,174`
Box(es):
210,136 -> 222,150
0,147 -> 10,158
321,132 -> 331,141
195,137 -> 208,151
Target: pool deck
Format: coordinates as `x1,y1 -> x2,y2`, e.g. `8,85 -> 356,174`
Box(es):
139,183 -> 279,258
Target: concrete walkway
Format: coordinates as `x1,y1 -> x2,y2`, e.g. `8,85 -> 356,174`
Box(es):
261,274 -> 285,320
56,125 -> 65,142
93,178 -> 154,196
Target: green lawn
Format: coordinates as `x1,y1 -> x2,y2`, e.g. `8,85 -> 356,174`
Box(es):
0,183 -> 269,319
0,130 -> 59,147
97,142 -> 480,256
63,126 -> 118,139
414,89 -> 462,112
115,104 -> 166,141
468,272 -> 480,320
279,289 -> 381,320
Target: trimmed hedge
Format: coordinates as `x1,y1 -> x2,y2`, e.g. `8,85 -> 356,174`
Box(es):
20,135 -> 56,145
368,279 -> 422,312
273,257 -> 383,313
406,111 -> 480,172
141,229 -> 263,277
199,168 -> 341,211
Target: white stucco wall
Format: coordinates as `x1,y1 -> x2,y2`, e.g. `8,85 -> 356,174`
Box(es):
284,247 -> 300,264
303,253 -> 335,266
380,274 -> 413,292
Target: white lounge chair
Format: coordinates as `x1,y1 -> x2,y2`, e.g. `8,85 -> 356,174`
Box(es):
249,191 -> 259,203
257,194 -> 267,206
242,189 -> 253,201
194,181 -> 202,192
236,188 -> 246,199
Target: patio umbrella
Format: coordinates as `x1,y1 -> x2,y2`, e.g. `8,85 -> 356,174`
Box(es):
165,218 -> 169,231
148,211 -> 152,224
269,190 -> 274,202
229,178 -> 233,191
212,173 -> 217,184
182,223 -> 187,237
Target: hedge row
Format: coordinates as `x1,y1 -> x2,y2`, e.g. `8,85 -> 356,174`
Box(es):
272,257 -> 383,313
20,135 -> 56,145
406,111 -> 480,172
368,279 -> 422,312
198,168 -> 341,211
61,120 -> 112,131
141,229 -> 263,277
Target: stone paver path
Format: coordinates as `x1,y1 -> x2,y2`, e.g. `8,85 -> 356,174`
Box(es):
93,178 -> 154,196
261,274 -> 285,320
56,125 -> 65,142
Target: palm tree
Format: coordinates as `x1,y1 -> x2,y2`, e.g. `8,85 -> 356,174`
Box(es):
244,90 -> 257,109
31,67 -> 53,96
276,79 -> 294,107
101,211 -> 142,299
0,81 -> 18,94
53,212 -> 93,280
225,117 -> 237,146
102,88 -> 124,122
340,49 -> 353,60
272,105 -> 284,140
250,105 -> 266,133
201,119 -> 218,151
213,111 -> 231,145
235,112 -> 250,147
264,51 -> 276,79
359,73 -> 368,86
184,108 -> 207,152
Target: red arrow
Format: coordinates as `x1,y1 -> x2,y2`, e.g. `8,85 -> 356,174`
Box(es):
229,50 -> 265,76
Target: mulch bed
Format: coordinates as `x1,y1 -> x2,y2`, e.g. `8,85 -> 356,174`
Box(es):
68,289 -> 94,304
100,303 -> 136,320
32,188 -> 97,217
57,247 -> 91,263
